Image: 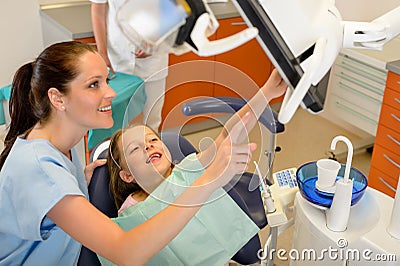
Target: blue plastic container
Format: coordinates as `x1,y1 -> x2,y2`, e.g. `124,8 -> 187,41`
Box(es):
296,161 -> 368,208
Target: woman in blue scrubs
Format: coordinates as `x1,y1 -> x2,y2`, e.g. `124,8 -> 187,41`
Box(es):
0,41 -> 286,265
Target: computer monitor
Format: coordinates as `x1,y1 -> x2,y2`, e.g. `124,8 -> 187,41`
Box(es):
233,0 -> 329,114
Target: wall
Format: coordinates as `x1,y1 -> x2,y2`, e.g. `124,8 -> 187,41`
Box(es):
335,0 -> 400,21
0,0 -> 44,87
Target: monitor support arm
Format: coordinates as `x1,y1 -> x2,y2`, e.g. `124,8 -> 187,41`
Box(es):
278,37 -> 327,124
182,12 -> 259,57
169,2 -> 400,123
342,6 -> 400,50
170,0 -> 259,57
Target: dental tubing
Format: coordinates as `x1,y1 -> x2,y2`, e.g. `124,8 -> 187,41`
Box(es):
254,161 -> 276,213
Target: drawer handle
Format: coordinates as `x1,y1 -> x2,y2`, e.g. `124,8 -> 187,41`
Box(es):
338,72 -> 384,96
391,113 -> 400,123
339,63 -> 386,84
334,101 -> 377,125
383,154 -> 400,169
387,134 -> 400,146
378,177 -> 397,192
341,55 -> 387,76
337,82 -> 381,104
231,22 -> 247,26
395,97 -> 400,104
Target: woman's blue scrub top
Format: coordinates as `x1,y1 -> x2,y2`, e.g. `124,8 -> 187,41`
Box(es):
0,138 -> 88,265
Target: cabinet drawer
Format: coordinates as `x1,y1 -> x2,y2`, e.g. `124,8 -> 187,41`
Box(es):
371,144 -> 400,179
328,94 -> 378,135
368,166 -> 397,198
336,53 -> 387,85
331,75 -> 383,103
382,87 -> 400,111
375,124 -> 400,156
386,71 -> 400,91
331,80 -> 382,115
333,66 -> 386,97
378,103 -> 400,131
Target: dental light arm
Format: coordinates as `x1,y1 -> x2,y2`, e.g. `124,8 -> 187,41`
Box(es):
281,4 -> 400,123
118,0 -> 400,124
232,0 -> 400,124
117,0 -> 258,57
184,12 -> 259,57
342,6 -> 400,50
173,0 -> 259,57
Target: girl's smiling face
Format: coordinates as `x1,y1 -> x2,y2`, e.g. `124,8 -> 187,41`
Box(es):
120,125 -> 173,191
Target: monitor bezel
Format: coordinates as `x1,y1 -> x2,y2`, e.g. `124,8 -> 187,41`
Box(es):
233,0 -> 326,113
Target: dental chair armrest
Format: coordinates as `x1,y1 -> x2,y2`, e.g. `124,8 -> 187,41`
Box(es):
182,96 -> 284,134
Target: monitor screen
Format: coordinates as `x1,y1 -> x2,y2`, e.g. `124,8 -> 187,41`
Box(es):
233,0 -> 328,113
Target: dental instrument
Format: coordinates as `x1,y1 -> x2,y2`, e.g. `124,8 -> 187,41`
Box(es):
254,161 -> 276,213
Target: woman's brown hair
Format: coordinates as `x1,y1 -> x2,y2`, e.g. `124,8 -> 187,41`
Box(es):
0,41 -> 97,169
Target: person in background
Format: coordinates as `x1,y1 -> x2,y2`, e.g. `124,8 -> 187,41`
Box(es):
0,41 -> 269,265
91,0 -> 168,131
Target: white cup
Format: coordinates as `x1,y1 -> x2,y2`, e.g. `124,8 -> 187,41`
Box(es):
316,159 -> 341,193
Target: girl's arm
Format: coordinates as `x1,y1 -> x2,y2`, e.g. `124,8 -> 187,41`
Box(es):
48,116 -> 255,265
197,69 -> 287,167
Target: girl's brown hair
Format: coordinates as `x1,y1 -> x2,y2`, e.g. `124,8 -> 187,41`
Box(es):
108,127 -> 141,210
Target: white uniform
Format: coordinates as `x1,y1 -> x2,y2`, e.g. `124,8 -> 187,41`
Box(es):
91,0 -> 168,130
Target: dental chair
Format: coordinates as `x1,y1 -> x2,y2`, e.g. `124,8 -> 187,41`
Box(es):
78,97 -> 284,266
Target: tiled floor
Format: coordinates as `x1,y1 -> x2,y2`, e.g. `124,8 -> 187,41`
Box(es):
183,107 -> 372,265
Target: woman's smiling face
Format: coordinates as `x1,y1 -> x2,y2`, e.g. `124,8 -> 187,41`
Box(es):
63,51 -> 116,131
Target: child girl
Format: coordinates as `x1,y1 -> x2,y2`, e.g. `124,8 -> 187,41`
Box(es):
108,69 -> 287,213
100,69 -> 286,265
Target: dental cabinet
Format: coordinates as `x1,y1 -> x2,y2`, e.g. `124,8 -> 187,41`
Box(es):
324,40 -> 400,198
162,16 -> 275,129
326,52 -> 387,137
369,69 -> 400,198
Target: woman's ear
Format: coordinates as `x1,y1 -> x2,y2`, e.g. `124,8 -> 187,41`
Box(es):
48,87 -> 65,111
119,170 -> 135,183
